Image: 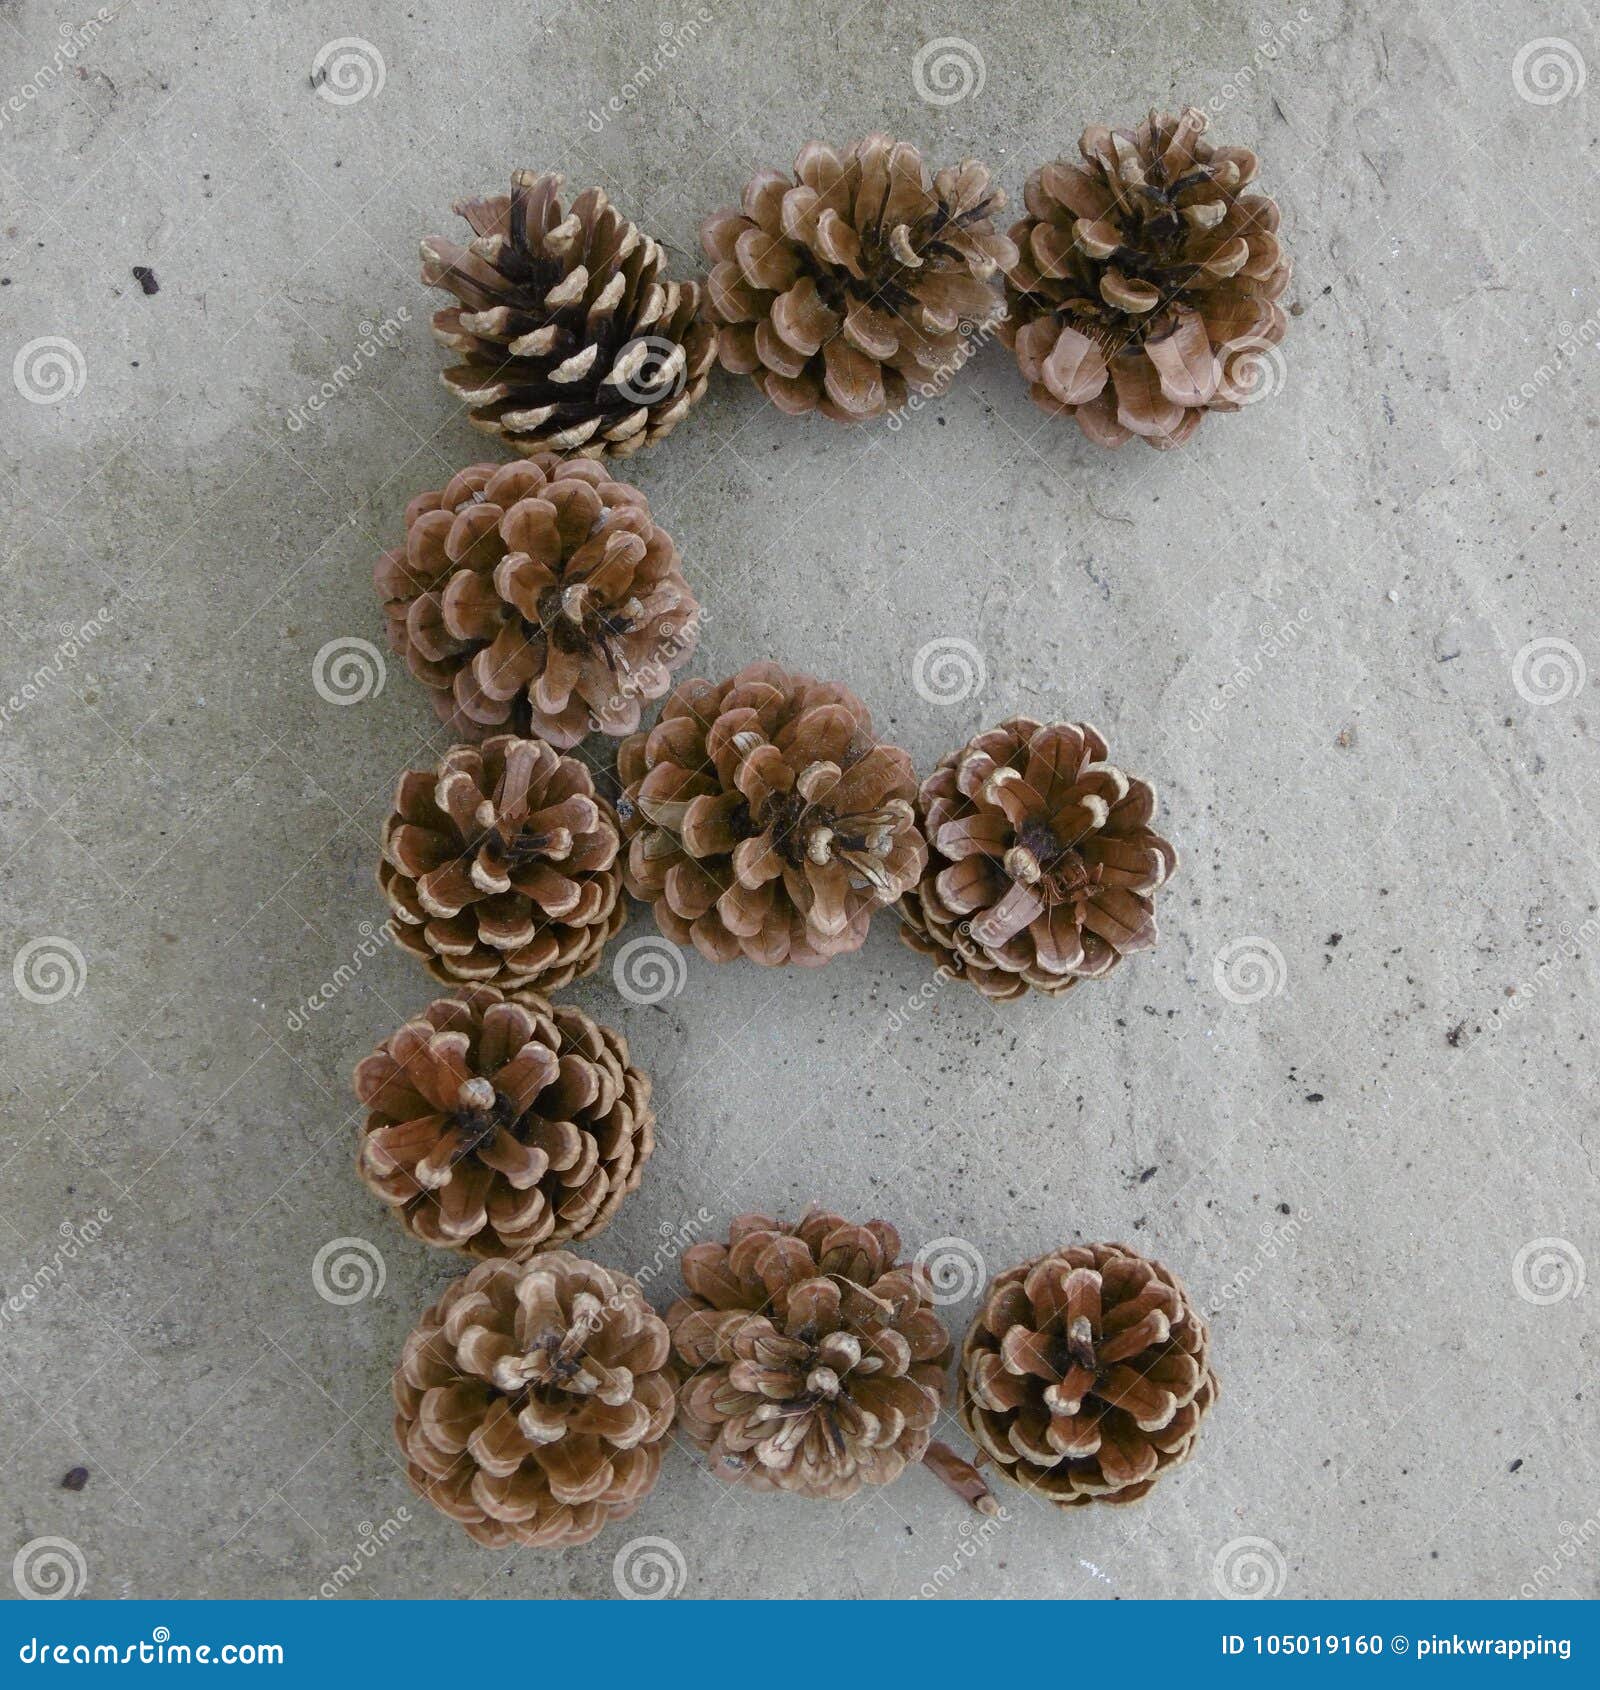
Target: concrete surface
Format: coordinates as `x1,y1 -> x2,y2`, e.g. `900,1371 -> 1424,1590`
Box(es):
1,0 -> 1597,1602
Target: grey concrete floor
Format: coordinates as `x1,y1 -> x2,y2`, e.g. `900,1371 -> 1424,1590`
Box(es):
1,0 -> 1597,1602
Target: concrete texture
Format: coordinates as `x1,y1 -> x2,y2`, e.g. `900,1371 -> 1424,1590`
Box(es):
1,0 -> 1597,1603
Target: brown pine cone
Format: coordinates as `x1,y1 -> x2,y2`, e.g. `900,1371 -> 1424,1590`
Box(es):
959,1242 -> 1217,1506
701,135 -> 1016,423
374,457 -> 699,747
667,1210 -> 952,1499
423,171 -> 715,459
394,1254 -> 674,1547
1002,109 -> 1290,449
900,718 -> 1176,1001
381,735 -> 624,992
354,987 -> 653,1260
618,662 -> 926,966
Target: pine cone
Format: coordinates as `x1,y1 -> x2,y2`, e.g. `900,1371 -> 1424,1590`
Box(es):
1002,109 -> 1290,448
423,171 -> 715,459
354,987 -> 653,1260
900,719 -> 1175,1001
381,735 -> 624,992
667,1210 -> 952,1499
394,1254 -> 674,1547
374,458 -> 699,747
701,136 -> 1016,423
959,1242 -> 1217,1506
618,662 -> 926,966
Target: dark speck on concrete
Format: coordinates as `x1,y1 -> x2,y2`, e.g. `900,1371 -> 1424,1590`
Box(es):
61,1467 -> 89,1491
132,265 -> 159,295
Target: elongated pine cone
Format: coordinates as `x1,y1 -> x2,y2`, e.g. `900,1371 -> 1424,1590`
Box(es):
959,1242 -> 1217,1506
900,719 -> 1175,1002
702,136 -> 1016,422
667,1210 -> 952,1499
1002,109 -> 1290,448
381,735 -> 624,992
354,987 -> 653,1259
618,662 -> 926,966
374,458 -> 699,746
395,1254 -> 674,1546
423,171 -> 714,459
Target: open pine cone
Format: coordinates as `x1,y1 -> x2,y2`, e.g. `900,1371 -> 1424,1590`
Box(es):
959,1242 -> 1217,1507
667,1210 -> 952,1499
618,662 -> 926,966
1002,108 -> 1291,448
355,987 -> 653,1260
423,171 -> 715,459
381,735 -> 624,992
900,718 -> 1175,1001
395,1254 -> 674,1547
702,136 -> 1015,422
374,458 -> 699,747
